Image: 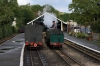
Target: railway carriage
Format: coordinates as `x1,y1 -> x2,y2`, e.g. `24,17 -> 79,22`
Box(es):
45,29 -> 64,49
25,24 -> 43,49
19,26 -> 25,33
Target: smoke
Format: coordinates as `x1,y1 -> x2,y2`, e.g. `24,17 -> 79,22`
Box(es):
42,5 -> 58,28
43,13 -> 58,28
43,5 -> 51,13
38,11 -> 42,16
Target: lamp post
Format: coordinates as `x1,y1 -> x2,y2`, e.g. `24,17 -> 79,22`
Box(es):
72,22 -> 74,32
67,20 -> 71,33
67,21 -> 69,33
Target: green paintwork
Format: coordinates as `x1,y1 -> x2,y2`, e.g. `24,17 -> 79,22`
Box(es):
50,34 -> 64,43
46,29 -> 64,44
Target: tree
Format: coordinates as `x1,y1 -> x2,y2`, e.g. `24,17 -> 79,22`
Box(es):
0,0 -> 14,26
69,0 -> 100,32
69,0 -> 99,23
59,13 -> 70,22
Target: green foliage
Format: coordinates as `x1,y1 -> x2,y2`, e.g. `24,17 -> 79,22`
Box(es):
11,26 -> 18,33
0,28 -> 3,39
31,4 -> 43,12
3,26 -> 8,37
0,1 -> 66,39
86,34 -> 93,40
0,23 -> 18,38
22,8 -> 34,25
69,32 -> 73,36
59,13 -> 70,22
68,31 -> 75,36
80,33 -> 86,38
2,24 -> 12,37
0,0 -> 15,25
69,0 -> 100,32
76,32 -> 86,38
0,0 -> 19,39
91,18 -> 100,33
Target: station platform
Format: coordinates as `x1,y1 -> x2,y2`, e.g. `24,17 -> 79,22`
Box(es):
64,32 -> 100,53
0,33 -> 25,66
0,32 -> 100,66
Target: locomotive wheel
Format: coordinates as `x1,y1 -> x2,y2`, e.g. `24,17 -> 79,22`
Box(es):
52,46 -> 54,49
59,46 -> 62,48
51,45 -> 54,49
27,46 -> 30,50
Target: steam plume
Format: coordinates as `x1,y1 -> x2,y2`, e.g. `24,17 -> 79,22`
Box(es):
42,5 -> 58,28
43,13 -> 57,28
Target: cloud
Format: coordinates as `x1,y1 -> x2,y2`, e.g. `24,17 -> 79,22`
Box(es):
17,0 -> 31,5
17,0 -> 72,13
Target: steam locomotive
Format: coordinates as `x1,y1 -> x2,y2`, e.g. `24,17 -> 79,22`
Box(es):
45,29 -> 64,49
25,24 -> 43,49
25,19 -> 64,49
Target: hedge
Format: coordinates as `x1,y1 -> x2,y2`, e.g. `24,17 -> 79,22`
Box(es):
0,24 -> 18,39
0,28 -> 3,39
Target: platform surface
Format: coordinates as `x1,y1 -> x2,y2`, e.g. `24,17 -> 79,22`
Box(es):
64,32 -> 100,52
0,33 -> 25,66
0,32 -> 100,66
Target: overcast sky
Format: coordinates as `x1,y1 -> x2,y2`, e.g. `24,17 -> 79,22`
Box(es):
17,0 -> 72,13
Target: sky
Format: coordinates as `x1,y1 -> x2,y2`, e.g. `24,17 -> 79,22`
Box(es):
17,0 -> 72,13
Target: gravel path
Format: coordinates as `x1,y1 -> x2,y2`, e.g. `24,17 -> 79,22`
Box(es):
40,39 -> 68,66
62,44 -> 100,66
40,49 -> 68,66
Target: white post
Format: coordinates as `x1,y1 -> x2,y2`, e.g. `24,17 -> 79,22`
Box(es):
61,22 -> 63,31
67,22 -> 69,33
32,22 -> 33,25
14,17 -> 16,21
12,17 -> 16,27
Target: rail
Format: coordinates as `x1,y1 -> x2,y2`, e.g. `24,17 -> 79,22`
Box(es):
55,50 -> 82,66
65,39 -> 100,61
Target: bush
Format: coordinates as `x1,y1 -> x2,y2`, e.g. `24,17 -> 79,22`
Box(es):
3,26 -> 8,37
0,28 -> 3,39
11,26 -> 18,33
76,32 -> 86,38
7,24 -> 13,36
0,23 -> 18,39
76,32 -> 81,38
69,31 -> 75,36
80,33 -> 86,38
2,24 -> 17,38
69,32 -> 72,36
86,34 -> 93,40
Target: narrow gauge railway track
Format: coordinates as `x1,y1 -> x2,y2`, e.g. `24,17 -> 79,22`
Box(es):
55,50 -> 82,66
65,40 -> 100,61
24,48 -> 48,66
